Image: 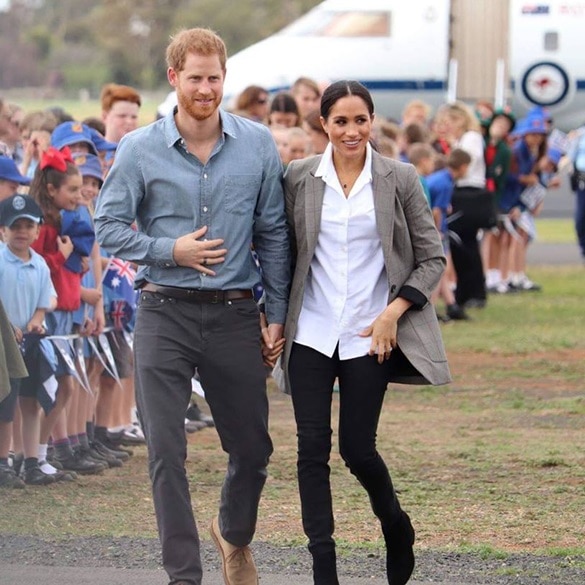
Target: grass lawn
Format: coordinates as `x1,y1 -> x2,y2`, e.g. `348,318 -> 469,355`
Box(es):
535,219 -> 576,244
1,267 -> 583,558
8,97 -> 161,128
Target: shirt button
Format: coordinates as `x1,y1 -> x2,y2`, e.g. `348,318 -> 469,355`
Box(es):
203,173 -> 208,179
203,206 -> 208,212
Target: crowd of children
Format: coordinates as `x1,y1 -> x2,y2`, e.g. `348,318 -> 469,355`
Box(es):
0,80 -> 574,488
0,86 -> 211,489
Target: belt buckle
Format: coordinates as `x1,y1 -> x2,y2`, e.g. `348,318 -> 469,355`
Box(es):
211,290 -> 222,304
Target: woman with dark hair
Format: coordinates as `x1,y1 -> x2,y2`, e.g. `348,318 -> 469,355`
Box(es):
268,91 -> 301,127
281,80 -> 451,585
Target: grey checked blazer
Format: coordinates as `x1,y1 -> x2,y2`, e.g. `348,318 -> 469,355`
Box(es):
280,151 -> 452,391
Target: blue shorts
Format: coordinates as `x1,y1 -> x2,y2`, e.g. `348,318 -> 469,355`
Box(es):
45,310 -> 74,336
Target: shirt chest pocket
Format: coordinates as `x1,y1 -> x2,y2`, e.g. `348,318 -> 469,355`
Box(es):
224,174 -> 262,216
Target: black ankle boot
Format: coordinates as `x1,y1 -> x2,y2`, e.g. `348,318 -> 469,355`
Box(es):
312,549 -> 339,585
383,511 -> 415,585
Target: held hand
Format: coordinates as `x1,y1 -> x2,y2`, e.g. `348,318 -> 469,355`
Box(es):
172,225 -> 227,276
80,256 -> 90,273
260,315 -> 285,368
80,318 -> 95,337
359,312 -> 398,364
26,321 -> 44,335
57,235 -> 74,260
13,326 -> 23,344
509,207 -> 521,222
525,173 -> 539,186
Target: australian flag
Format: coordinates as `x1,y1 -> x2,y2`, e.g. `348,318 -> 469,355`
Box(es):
102,258 -> 138,331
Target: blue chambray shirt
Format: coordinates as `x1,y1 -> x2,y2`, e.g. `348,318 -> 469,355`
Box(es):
94,108 -> 290,324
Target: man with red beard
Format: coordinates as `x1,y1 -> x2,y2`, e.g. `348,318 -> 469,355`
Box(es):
94,28 -> 290,585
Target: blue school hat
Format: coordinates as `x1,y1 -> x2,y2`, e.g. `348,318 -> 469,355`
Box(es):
0,155 -> 31,185
514,116 -> 548,137
51,121 -> 98,155
87,127 -> 117,153
527,105 -> 552,122
0,194 -> 43,227
73,153 -> 103,183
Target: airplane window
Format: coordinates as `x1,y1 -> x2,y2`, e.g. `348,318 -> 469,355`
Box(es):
544,31 -> 558,51
281,11 -> 390,38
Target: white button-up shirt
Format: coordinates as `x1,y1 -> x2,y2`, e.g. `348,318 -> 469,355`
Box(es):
294,143 -> 389,360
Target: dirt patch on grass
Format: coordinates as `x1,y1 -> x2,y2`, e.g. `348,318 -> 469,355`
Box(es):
1,348 -> 584,559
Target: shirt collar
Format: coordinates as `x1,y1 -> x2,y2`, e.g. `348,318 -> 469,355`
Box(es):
315,142 -> 373,191
1,244 -> 32,265
163,106 -> 237,149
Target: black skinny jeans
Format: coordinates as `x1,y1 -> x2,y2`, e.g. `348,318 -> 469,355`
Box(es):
288,342 -> 402,558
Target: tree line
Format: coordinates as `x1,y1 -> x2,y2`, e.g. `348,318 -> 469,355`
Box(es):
0,0 -> 321,94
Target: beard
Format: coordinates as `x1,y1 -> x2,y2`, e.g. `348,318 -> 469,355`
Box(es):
176,88 -> 222,121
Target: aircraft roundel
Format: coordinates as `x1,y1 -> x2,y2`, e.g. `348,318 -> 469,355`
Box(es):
521,61 -> 570,107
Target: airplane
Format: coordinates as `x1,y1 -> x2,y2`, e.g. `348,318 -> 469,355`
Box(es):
221,0 -> 585,131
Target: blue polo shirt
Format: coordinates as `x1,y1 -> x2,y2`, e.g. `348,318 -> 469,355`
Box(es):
0,245 -> 55,330
426,169 -> 454,235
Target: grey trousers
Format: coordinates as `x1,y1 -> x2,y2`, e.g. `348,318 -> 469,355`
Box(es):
134,291 -> 273,585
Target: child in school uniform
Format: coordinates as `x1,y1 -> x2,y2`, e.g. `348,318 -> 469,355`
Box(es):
0,194 -> 60,485
70,154 -> 122,469
407,142 -> 435,207
483,108 -> 515,293
499,116 -> 548,293
29,146 -> 103,475
427,148 -> 472,321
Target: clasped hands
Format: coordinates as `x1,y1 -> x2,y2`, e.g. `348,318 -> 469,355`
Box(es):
260,314 -> 285,368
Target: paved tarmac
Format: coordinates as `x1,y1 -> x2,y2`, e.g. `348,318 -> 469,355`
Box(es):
527,241 -> 582,265
0,563 -> 468,585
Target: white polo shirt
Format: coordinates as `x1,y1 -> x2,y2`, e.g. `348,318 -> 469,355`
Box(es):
294,143 -> 389,360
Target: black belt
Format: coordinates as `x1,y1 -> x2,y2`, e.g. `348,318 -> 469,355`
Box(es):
141,283 -> 253,304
